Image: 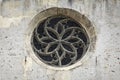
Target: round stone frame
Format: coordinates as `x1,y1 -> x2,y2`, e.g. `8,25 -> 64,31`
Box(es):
26,7 -> 96,70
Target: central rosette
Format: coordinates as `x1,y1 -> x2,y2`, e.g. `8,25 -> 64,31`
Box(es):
32,15 -> 89,66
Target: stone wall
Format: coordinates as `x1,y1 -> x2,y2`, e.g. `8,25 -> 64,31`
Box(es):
0,0 -> 120,80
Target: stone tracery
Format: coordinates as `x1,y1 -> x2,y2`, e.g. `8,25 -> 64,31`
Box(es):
31,15 -> 89,67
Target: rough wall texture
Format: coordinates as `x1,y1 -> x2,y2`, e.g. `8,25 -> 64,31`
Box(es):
0,0 -> 120,80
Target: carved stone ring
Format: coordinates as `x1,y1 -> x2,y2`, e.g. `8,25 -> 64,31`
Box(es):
31,15 -> 90,67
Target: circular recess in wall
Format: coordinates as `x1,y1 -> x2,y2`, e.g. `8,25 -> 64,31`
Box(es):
26,7 -> 96,70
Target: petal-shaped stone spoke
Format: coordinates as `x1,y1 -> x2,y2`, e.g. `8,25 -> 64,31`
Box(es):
62,43 -> 73,52
44,42 -> 59,54
64,36 -> 86,48
66,36 -> 80,43
61,42 -> 76,54
62,28 -> 75,40
35,33 -> 53,45
55,22 -> 65,34
45,27 -> 59,40
62,27 -> 86,39
41,37 -> 54,43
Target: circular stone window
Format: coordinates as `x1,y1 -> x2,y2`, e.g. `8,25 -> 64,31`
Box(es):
26,7 -> 96,70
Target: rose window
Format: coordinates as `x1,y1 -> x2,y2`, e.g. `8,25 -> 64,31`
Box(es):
31,15 -> 90,67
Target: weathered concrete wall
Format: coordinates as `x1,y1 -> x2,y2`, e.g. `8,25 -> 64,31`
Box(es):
0,0 -> 120,80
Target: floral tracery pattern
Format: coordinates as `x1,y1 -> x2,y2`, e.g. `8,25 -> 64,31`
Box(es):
31,15 -> 89,67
